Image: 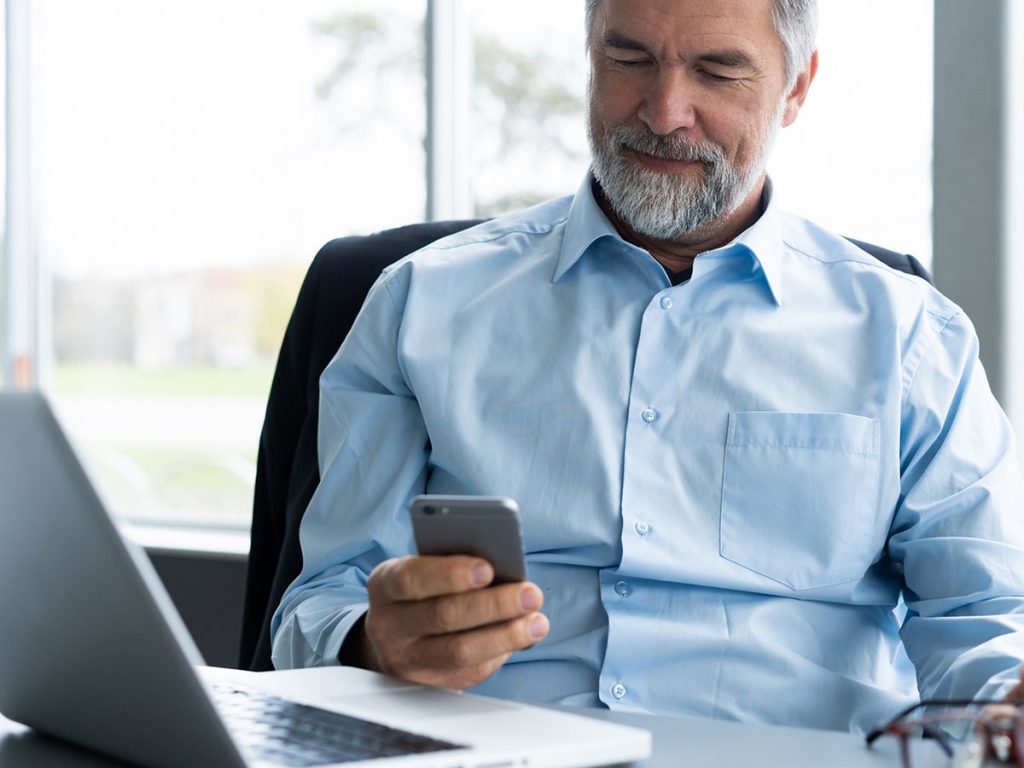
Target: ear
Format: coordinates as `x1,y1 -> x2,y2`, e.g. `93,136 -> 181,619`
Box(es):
781,49 -> 819,127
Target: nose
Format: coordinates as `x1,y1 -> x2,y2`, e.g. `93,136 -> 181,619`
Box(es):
637,66 -> 697,136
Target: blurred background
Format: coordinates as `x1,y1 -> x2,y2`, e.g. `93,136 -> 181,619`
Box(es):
1,1 -> 1019,544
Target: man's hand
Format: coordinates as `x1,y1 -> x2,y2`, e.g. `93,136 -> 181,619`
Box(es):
357,554 -> 549,690
1002,667 -> 1024,703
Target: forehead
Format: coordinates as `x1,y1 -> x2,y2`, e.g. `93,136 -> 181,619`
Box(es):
593,0 -> 783,62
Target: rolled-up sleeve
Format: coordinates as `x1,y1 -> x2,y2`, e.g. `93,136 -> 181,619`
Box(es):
271,264 -> 429,669
891,309 -> 1024,701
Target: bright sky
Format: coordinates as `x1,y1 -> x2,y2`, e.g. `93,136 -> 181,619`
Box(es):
772,1 -> 933,262
34,0 -> 933,280
36,0 -> 426,279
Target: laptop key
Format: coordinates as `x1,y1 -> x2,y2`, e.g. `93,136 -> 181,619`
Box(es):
210,682 -> 466,766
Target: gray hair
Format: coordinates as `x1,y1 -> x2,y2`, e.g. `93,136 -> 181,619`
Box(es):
584,0 -> 818,88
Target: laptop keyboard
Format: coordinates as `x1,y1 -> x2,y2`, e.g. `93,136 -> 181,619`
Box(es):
211,682 -> 466,767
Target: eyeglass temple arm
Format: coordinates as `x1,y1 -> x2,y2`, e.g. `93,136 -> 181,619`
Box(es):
865,719 -> 957,758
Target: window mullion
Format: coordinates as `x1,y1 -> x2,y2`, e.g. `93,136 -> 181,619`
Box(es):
426,0 -> 472,221
4,0 -> 39,390
1005,0 -> 1024,454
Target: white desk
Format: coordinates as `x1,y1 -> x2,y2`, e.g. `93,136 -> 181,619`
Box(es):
0,701 -> 924,768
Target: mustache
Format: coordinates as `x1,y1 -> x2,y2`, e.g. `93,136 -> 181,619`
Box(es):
611,126 -> 724,166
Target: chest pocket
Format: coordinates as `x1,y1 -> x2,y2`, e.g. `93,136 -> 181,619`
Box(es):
720,411 -> 881,591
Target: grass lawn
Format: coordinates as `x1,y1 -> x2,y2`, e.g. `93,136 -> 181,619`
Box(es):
52,362 -> 273,528
54,362 -> 276,398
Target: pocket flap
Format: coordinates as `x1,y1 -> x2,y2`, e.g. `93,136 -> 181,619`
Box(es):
721,411 -> 881,590
727,411 -> 879,458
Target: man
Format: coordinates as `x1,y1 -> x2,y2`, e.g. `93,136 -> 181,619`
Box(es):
272,0 -> 1024,733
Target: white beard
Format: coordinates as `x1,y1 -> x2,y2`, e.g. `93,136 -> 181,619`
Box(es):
588,97 -> 786,241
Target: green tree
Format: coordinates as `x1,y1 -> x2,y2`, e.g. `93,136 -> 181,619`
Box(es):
311,8 -> 586,217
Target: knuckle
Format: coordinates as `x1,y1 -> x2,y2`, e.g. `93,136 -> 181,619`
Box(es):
500,585 -> 524,615
363,610 -> 389,643
456,655 -> 508,689
430,597 -> 461,633
471,585 -> 505,621
457,666 -> 490,690
367,558 -> 401,599
365,564 -> 384,593
393,569 -> 417,599
446,636 -> 477,669
474,656 -> 507,682
386,557 -> 419,599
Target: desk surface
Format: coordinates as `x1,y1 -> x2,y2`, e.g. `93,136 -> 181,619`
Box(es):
0,704 -> 921,768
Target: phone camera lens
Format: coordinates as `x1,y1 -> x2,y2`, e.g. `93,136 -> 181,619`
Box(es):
423,506 -> 435,515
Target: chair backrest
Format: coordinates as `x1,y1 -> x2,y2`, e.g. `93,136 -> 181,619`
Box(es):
240,220 -> 483,671
239,220 -> 932,671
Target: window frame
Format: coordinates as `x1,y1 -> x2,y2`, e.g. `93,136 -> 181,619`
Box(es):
4,1 -> 1022,546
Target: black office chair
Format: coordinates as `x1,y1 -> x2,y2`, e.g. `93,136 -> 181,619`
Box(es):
238,219 -> 933,672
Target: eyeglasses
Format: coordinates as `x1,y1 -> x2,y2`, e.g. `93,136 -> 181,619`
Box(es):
867,700 -> 1024,767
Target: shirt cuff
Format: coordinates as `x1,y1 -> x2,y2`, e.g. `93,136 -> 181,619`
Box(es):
973,668 -> 1022,703
322,604 -> 370,667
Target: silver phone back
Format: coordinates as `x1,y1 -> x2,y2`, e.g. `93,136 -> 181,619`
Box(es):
410,495 -> 526,583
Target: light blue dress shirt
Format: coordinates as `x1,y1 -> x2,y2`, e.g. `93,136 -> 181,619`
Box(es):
272,175 -> 1024,733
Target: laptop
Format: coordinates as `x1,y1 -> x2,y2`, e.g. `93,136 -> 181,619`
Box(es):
0,392 -> 651,768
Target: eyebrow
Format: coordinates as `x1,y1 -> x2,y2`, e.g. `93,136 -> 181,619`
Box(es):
697,50 -> 757,70
600,32 -> 651,54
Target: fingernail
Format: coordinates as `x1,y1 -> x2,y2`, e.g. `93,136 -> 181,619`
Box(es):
470,562 -> 493,587
528,614 -> 549,641
519,587 -> 541,611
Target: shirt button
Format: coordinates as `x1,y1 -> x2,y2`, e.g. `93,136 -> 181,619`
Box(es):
641,408 -> 658,424
659,296 -> 673,310
611,683 -> 627,700
635,520 -> 651,536
614,580 -> 633,597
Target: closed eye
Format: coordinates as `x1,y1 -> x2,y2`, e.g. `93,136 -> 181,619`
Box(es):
699,69 -> 741,84
611,57 -> 651,68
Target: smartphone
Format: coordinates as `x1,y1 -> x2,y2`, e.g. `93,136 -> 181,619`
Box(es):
409,495 -> 527,584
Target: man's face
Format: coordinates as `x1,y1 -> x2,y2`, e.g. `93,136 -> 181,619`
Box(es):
587,0 -> 810,242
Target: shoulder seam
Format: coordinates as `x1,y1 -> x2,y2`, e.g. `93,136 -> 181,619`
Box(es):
379,269 -> 404,315
783,237 -> 955,321
422,213 -> 569,253
902,310 -> 963,410
782,237 -> 924,284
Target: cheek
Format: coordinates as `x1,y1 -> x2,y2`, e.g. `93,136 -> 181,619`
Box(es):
588,75 -> 642,135
704,104 -> 773,163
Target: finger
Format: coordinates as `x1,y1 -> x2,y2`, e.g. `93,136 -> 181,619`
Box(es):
411,612 -> 550,672
411,654 -> 510,691
368,555 -> 495,604
397,582 -> 544,636
1003,681 -> 1024,704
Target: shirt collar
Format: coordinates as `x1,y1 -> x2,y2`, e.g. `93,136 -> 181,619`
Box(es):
553,174 -> 624,283
555,172 -> 786,306
721,176 -> 785,306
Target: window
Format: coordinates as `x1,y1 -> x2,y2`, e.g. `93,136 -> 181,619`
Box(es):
468,2 -> 588,216
465,0 -> 936,266
34,0 -> 425,529
9,1 -> 938,535
772,0 -> 934,267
